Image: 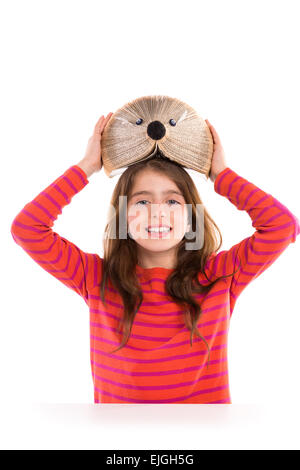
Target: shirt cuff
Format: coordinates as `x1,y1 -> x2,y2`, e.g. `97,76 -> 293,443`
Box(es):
72,164 -> 89,182
213,167 -> 231,192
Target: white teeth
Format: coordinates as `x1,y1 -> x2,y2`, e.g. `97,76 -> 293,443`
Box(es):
146,227 -> 171,233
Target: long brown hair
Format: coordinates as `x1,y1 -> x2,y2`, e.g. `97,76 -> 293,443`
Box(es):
99,153 -> 240,369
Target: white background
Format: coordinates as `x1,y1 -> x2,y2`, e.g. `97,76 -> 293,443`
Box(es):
1,0 -> 300,450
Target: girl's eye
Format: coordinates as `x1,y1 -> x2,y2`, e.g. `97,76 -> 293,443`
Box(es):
135,200 -> 148,205
135,199 -> 180,205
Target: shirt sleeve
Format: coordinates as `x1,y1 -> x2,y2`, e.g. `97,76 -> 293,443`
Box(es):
204,167 -> 300,315
10,165 -> 102,305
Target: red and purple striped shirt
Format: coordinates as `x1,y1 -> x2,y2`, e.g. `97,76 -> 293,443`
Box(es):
11,165 -> 300,403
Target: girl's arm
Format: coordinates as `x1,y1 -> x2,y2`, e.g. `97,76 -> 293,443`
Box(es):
204,166 -> 300,315
10,114 -> 112,304
10,165 -> 102,305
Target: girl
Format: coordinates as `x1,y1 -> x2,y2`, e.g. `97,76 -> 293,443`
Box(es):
11,114 -> 300,404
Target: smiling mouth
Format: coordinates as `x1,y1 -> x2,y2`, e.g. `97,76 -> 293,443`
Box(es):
145,226 -> 173,239
146,226 -> 172,233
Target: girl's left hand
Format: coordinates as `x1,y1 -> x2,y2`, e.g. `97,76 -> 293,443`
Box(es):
205,119 -> 228,183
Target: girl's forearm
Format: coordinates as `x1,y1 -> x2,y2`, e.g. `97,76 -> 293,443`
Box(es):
76,158 -> 97,179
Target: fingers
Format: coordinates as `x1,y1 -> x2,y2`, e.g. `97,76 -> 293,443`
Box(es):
99,115 -> 109,134
101,112 -> 113,132
94,112 -> 114,135
94,116 -> 105,134
205,119 -> 220,145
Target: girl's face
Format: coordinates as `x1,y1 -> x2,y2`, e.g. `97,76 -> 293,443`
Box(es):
127,170 -> 190,253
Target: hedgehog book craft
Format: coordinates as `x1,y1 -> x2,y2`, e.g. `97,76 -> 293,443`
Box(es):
101,95 -> 214,178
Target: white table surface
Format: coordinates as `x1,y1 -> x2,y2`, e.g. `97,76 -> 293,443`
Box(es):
1,402 -> 299,450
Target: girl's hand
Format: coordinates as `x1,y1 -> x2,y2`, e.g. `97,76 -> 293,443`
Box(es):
78,113 -> 113,177
205,119 -> 228,183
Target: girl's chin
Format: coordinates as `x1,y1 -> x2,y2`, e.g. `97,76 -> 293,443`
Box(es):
135,238 -> 183,248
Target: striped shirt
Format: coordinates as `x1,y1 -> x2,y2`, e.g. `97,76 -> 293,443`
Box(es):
11,165 -> 300,403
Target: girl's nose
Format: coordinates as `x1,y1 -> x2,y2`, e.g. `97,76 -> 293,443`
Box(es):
149,203 -> 168,217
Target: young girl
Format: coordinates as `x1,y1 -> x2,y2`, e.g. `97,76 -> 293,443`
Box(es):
11,114 -> 300,404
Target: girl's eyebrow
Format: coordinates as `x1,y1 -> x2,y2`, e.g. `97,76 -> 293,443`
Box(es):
129,189 -> 184,199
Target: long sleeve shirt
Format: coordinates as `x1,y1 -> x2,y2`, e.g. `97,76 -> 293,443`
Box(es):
10,165 -> 300,404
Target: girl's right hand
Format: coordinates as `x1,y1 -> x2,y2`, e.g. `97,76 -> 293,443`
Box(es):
80,113 -> 113,176
205,119 -> 228,183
